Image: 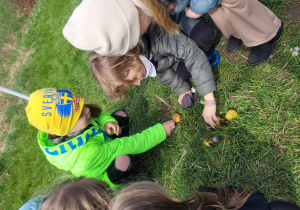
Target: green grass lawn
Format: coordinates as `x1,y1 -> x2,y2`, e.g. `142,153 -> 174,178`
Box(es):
0,0 -> 299,209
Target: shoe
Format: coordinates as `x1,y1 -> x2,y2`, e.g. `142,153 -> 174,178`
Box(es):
226,36 -> 243,53
206,48 -> 221,69
248,22 -> 284,66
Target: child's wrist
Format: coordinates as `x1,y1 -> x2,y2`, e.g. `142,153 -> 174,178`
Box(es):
200,98 -> 217,106
203,92 -> 214,100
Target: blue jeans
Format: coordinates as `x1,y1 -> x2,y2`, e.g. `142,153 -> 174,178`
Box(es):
168,0 -> 222,15
191,0 -> 222,14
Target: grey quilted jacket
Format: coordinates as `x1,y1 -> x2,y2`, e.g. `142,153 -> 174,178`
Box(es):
142,24 -> 216,96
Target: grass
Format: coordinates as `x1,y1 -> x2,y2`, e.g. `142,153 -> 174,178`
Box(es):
0,0 -> 299,209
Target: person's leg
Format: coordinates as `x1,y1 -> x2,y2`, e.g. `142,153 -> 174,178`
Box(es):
208,5 -> 238,39
110,110 -> 129,138
171,12 -> 217,52
107,155 -> 134,184
208,5 -> 242,53
220,0 -> 281,47
176,62 -> 192,80
189,19 -> 217,52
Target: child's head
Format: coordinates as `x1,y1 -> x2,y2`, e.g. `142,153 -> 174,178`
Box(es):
110,182 -> 251,210
26,88 -> 100,136
40,177 -> 114,210
63,0 -> 178,55
89,45 -> 146,101
110,182 -> 177,210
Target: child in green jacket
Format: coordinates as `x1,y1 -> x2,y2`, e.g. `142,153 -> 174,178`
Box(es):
26,88 -> 175,188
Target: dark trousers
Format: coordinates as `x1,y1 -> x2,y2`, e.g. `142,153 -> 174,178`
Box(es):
175,17 -> 217,80
107,111 -> 135,184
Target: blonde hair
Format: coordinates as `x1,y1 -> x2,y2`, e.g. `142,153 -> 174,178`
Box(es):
89,46 -> 143,101
110,182 -> 252,210
139,0 -> 179,34
40,178 -> 113,210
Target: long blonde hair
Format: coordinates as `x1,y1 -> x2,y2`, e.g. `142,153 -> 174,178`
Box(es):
110,182 -> 252,210
140,0 -> 179,34
89,46 -> 143,101
40,178 -> 114,210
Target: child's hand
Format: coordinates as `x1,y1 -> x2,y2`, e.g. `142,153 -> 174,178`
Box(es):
162,120 -> 176,136
105,122 -> 122,136
178,90 -> 192,105
185,7 -> 203,18
167,2 -> 175,13
202,105 -> 218,128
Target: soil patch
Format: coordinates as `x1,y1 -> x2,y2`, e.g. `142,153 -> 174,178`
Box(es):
0,0 -> 36,152
285,0 -> 300,25
215,37 -> 249,65
9,0 -> 36,16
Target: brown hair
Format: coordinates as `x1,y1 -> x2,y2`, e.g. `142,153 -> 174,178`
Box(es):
110,182 -> 252,210
139,0 -> 179,34
89,46 -> 143,101
85,104 -> 102,118
40,177 -> 114,210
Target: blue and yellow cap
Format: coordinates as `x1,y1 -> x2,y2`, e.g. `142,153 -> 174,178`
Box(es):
26,88 -> 84,136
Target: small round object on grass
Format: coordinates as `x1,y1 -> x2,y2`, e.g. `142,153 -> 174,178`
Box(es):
172,113 -> 181,122
203,139 -> 213,146
215,116 -> 222,126
212,136 -> 218,143
225,110 -> 237,121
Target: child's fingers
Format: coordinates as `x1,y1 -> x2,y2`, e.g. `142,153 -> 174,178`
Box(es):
169,120 -> 175,129
185,7 -> 203,18
162,120 -> 176,135
166,2 -> 175,12
115,125 -> 121,136
178,91 -> 193,104
111,124 -> 119,135
208,118 -> 217,128
109,126 -> 113,134
204,116 -> 216,128
212,115 -> 218,123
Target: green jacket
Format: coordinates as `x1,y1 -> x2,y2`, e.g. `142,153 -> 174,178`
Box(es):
37,112 -> 166,188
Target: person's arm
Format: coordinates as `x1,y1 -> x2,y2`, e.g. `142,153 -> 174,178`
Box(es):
154,29 -> 217,126
185,8 -> 203,19
82,122 -> 173,171
104,121 -> 174,156
153,29 -> 216,97
203,92 -> 218,127
155,59 -> 192,95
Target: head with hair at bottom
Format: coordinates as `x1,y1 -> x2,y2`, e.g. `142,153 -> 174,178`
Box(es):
89,45 -> 145,101
40,177 -> 114,210
63,0 -> 178,55
110,181 -> 252,210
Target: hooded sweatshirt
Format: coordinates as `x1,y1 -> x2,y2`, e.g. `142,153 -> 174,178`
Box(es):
37,112 -> 166,188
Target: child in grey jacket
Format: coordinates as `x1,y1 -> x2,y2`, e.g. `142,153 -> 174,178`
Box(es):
89,16 -> 219,128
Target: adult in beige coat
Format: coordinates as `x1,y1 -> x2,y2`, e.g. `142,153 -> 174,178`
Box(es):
183,0 -> 283,65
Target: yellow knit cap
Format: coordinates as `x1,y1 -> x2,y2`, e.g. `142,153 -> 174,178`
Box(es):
26,88 -> 84,136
